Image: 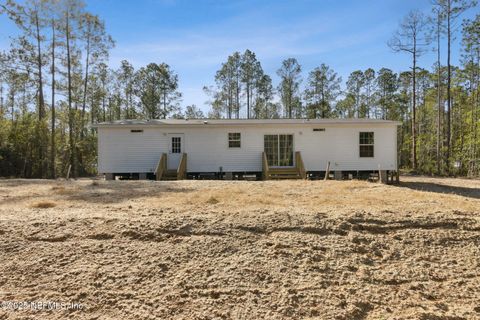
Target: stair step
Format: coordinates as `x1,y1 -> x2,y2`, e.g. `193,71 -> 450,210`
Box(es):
269,176 -> 302,180
268,171 -> 299,174
268,174 -> 301,178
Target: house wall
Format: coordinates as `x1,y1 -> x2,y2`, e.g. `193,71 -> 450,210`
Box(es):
97,124 -> 398,173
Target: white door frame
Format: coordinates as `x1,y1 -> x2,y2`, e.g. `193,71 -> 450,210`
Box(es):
264,133 -> 295,168
167,133 -> 184,170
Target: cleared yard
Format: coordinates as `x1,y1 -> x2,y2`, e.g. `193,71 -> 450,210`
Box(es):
0,176 -> 479,319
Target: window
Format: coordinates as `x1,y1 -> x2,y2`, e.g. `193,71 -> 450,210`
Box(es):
228,133 -> 241,148
171,137 -> 181,153
359,132 -> 374,157
264,134 -> 294,166
130,129 -> 143,133
313,128 -> 325,132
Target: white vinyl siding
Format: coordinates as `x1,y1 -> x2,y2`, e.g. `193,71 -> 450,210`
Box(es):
97,124 -> 398,173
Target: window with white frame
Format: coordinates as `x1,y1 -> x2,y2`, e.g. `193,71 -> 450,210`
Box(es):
359,132 -> 374,157
228,133 -> 241,148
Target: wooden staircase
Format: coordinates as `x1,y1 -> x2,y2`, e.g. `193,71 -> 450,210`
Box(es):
268,167 -> 302,179
155,153 -> 187,181
263,151 -> 307,180
162,170 -> 179,180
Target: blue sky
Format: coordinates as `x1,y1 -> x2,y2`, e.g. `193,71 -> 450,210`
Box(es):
0,0 -> 477,112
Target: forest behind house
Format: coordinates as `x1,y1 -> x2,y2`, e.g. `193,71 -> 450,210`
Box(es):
0,0 -> 479,178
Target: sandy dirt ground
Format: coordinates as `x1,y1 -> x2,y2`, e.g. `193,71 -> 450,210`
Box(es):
0,176 -> 479,320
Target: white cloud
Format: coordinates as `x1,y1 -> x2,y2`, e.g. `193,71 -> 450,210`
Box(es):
106,7 -> 391,111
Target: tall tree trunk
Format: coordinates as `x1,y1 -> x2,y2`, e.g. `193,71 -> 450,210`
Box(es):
246,82 -> 250,119
10,90 -> 15,124
227,88 -> 231,119
50,20 -> 56,179
80,32 -> 91,139
90,92 -> 95,125
321,87 -> 326,118
163,92 -> 167,119
108,97 -> 112,120
0,82 -> 4,116
102,81 -> 106,122
125,90 -> 129,119
412,40 -> 417,171
236,77 -> 240,119
35,12 -> 45,120
288,85 -> 292,119
436,12 -> 442,174
475,65 -> 479,176
446,1 -> 452,172
35,11 -> 47,178
66,11 -> 76,178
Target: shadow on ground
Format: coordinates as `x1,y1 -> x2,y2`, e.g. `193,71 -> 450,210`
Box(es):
397,181 -> 480,199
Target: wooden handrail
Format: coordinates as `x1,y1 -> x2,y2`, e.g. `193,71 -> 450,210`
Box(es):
177,153 -> 187,180
262,152 -> 270,180
155,153 -> 167,181
295,151 -> 307,179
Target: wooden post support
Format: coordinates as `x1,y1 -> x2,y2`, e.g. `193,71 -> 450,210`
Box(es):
324,161 -> 331,181
139,173 -> 147,180
105,173 -> 114,181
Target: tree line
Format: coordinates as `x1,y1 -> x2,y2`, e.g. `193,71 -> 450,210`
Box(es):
0,0 -> 478,178
0,0 -> 200,178
205,1 -> 479,176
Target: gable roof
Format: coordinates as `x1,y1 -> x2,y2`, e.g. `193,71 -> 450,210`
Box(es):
92,118 -> 402,127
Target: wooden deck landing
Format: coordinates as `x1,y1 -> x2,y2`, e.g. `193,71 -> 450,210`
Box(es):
262,152 -> 306,180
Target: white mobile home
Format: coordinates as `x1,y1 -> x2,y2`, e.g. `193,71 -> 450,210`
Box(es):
93,119 -> 401,181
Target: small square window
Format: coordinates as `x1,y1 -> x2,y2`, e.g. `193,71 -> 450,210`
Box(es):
228,133 -> 241,148
359,132 -> 374,158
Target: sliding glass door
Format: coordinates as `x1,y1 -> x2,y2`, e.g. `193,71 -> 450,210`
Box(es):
264,134 -> 294,167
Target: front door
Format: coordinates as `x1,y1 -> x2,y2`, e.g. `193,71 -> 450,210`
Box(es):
167,133 -> 184,170
264,134 -> 294,167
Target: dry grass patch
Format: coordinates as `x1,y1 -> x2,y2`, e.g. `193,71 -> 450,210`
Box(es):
205,196 -> 220,204
50,185 -> 75,195
179,184 -> 283,208
1,176 -> 480,320
30,201 -> 57,209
